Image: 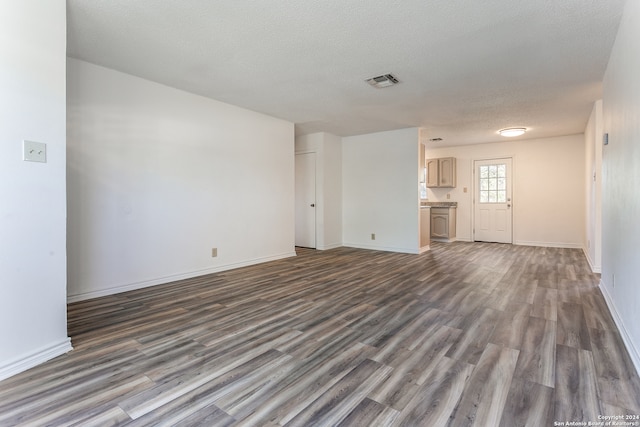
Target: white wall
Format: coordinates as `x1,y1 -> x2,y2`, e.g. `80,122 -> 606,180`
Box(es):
295,132 -> 343,250
584,100 -> 603,273
426,134 -> 585,248
0,0 -> 71,381
67,59 -> 295,301
343,128 -> 420,253
601,0 -> 640,373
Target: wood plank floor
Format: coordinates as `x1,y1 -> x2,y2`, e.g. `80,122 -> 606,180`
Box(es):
1,242 -> 640,426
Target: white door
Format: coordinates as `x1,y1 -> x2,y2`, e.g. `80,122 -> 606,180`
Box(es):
474,158 -> 513,243
295,153 -> 316,248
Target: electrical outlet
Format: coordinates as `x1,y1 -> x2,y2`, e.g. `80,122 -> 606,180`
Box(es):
371,233 -> 376,240
23,140 -> 46,163
446,193 -> 451,199
211,248 -> 218,257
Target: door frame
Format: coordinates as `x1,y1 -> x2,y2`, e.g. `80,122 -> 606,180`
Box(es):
471,156 -> 515,244
294,151 -> 317,249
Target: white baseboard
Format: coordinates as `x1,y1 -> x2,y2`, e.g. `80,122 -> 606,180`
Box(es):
431,237 -> 457,243
67,251 -> 297,303
599,281 -> 640,377
455,237 -> 472,242
514,240 -> 583,249
316,243 -> 342,250
582,247 -> 602,273
343,242 -> 419,254
0,338 -> 73,382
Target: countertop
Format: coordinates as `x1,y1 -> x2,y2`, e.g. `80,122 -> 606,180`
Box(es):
421,201 -> 458,208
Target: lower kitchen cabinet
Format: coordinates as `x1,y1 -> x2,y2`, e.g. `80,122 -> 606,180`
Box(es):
431,207 -> 456,242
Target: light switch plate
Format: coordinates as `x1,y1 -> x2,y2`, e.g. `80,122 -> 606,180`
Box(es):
23,140 -> 46,163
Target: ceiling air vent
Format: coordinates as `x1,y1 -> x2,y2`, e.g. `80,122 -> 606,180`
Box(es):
365,73 -> 399,89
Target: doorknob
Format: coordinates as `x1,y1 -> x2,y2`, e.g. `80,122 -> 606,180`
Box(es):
310,203 -> 315,207
507,204 -> 511,208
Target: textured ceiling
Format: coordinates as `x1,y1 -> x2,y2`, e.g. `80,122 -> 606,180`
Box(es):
66,0 -> 625,146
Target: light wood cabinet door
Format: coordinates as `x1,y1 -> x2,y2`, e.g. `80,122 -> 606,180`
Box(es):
426,159 -> 439,187
431,213 -> 449,238
438,157 -> 456,187
430,207 -> 457,241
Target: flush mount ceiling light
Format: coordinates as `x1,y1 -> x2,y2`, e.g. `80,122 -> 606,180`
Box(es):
498,128 -> 527,137
365,73 -> 399,89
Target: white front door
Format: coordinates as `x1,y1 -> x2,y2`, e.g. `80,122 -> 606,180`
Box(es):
295,153 -> 316,248
474,158 -> 513,243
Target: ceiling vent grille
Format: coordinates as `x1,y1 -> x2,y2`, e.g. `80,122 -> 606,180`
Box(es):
365,73 -> 399,88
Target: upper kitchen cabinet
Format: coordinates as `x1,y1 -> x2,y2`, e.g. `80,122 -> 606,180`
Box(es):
426,157 -> 457,188
426,158 -> 439,187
